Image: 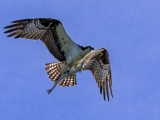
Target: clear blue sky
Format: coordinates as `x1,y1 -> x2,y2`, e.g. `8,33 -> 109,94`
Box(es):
0,0 -> 160,119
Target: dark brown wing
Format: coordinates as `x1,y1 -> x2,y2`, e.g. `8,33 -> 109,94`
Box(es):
83,48 -> 113,101
4,18 -> 66,61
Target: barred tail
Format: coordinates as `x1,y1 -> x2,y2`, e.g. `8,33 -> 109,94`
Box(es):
45,62 -> 77,87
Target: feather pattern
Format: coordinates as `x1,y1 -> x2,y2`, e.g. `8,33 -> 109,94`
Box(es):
4,18 -> 77,61
45,62 -> 77,87
82,48 -> 113,101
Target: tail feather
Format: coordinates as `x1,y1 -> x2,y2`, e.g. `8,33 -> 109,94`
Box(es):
45,62 -> 62,81
45,62 -> 77,87
59,74 -> 77,87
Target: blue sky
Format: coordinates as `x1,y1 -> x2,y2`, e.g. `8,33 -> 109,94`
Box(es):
0,0 -> 160,119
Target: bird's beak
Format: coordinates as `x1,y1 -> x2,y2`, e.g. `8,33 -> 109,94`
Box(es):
91,46 -> 94,50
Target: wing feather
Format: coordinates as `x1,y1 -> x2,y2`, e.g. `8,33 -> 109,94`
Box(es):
82,48 -> 113,101
4,18 -> 76,61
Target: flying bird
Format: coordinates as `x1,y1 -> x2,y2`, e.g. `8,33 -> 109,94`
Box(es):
4,18 -> 113,101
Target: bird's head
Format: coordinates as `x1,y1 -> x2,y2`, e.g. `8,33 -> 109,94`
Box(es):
88,46 -> 94,50
80,45 -> 94,50
79,45 -> 94,55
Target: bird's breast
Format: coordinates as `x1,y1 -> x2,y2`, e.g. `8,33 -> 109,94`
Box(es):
66,48 -> 84,69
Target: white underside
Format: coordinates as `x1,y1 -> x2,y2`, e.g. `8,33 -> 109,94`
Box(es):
55,23 -> 93,75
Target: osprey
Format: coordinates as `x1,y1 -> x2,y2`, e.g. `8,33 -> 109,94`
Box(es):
4,18 -> 113,101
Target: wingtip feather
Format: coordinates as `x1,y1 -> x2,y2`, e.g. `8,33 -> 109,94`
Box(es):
11,19 -> 32,23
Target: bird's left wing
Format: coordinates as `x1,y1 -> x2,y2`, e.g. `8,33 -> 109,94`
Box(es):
4,18 -> 76,61
82,48 -> 113,101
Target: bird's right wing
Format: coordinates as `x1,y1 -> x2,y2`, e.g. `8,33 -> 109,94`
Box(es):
4,18 -> 76,61
82,48 -> 113,101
